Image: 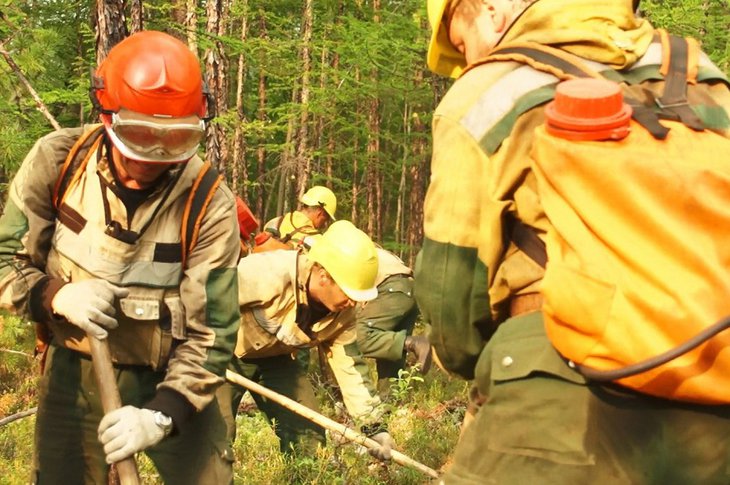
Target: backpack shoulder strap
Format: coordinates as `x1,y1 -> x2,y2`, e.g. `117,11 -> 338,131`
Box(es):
655,29 -> 705,131
476,42 -> 602,80
279,214 -> 309,245
484,42 -> 671,139
181,160 -> 222,268
53,124 -> 106,209
504,213 -> 547,268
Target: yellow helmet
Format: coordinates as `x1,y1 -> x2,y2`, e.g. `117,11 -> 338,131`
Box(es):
300,185 -> 337,220
307,221 -> 378,302
427,0 -> 465,78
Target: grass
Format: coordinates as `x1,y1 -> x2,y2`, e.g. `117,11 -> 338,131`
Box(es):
0,315 -> 468,484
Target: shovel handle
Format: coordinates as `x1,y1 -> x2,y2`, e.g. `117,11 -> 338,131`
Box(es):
88,336 -> 141,485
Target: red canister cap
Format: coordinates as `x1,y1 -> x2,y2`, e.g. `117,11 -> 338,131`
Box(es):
544,78 -> 632,141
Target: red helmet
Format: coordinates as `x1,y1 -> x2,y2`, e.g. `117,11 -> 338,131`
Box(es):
92,31 -> 211,163
93,31 -> 206,118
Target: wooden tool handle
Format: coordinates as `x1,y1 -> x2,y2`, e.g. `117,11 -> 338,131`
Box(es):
88,336 -> 141,485
226,369 -> 439,479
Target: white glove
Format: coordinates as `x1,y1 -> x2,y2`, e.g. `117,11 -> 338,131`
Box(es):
98,406 -> 168,464
368,431 -> 394,462
51,279 -> 129,339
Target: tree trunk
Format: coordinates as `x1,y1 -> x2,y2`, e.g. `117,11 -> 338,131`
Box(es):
294,0 -> 314,200
255,10 -> 268,226
277,84 -> 298,216
313,34 -> 327,179
405,67 -> 432,267
394,100 -> 409,253
351,67 -> 360,225
186,0 -> 199,52
324,0 -> 343,187
170,0 -> 188,41
203,0 -> 229,173
231,0 -> 249,198
77,36 -> 86,124
129,0 -> 143,33
95,0 -> 127,63
365,0 -> 381,240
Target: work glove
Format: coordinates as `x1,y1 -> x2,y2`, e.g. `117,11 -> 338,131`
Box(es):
51,279 -> 129,339
98,406 -> 168,464
405,335 -> 433,374
368,431 -> 394,462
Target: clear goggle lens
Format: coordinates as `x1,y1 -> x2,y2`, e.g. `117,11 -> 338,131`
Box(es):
111,109 -> 205,161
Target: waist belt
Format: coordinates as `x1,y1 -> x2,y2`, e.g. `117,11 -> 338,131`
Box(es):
509,293 -> 543,317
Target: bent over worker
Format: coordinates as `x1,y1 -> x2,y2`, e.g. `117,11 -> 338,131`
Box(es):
0,31 -> 240,483
356,248 -> 431,398
220,220 -> 394,460
417,0 -> 730,484
255,185 -> 337,251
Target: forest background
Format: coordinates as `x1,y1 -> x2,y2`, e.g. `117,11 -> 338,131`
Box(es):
0,0 -> 726,265
0,0 -> 729,484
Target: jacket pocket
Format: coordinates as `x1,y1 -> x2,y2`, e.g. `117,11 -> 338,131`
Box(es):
114,297 -> 173,370
476,314 -> 595,466
164,295 -> 186,340
235,311 -> 280,357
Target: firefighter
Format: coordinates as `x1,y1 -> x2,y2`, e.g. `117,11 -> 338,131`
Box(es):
356,247 -> 431,398
220,221 -> 394,461
0,31 -> 240,483
417,1 -> 730,483
254,185 -> 337,252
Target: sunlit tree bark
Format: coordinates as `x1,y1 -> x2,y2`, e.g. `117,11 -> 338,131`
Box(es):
203,0 -> 229,172
95,0 -> 127,62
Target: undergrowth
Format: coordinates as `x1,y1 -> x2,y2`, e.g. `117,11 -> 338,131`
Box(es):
1,315 -> 468,484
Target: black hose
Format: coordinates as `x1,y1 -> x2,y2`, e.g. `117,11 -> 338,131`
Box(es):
575,315 -> 730,381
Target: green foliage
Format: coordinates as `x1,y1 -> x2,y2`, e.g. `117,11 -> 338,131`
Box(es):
0,312 -> 37,413
0,414 -> 34,484
0,1 -> 94,175
388,367 -> 425,405
641,0 -> 730,74
3,0 -> 727,253
0,311 -> 39,483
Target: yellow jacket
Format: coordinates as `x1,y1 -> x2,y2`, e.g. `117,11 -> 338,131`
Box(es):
415,0 -> 730,379
264,210 -> 320,248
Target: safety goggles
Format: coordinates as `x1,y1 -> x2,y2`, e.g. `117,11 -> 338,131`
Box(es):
108,109 -> 205,163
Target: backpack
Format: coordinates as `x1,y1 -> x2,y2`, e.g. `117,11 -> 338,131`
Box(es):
481,31 -> 730,404
53,124 -> 222,269
251,212 -> 318,253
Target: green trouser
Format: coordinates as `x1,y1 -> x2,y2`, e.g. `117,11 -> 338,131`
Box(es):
356,275 -> 418,393
32,345 -> 233,485
442,313 -> 730,485
220,354 -> 325,454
